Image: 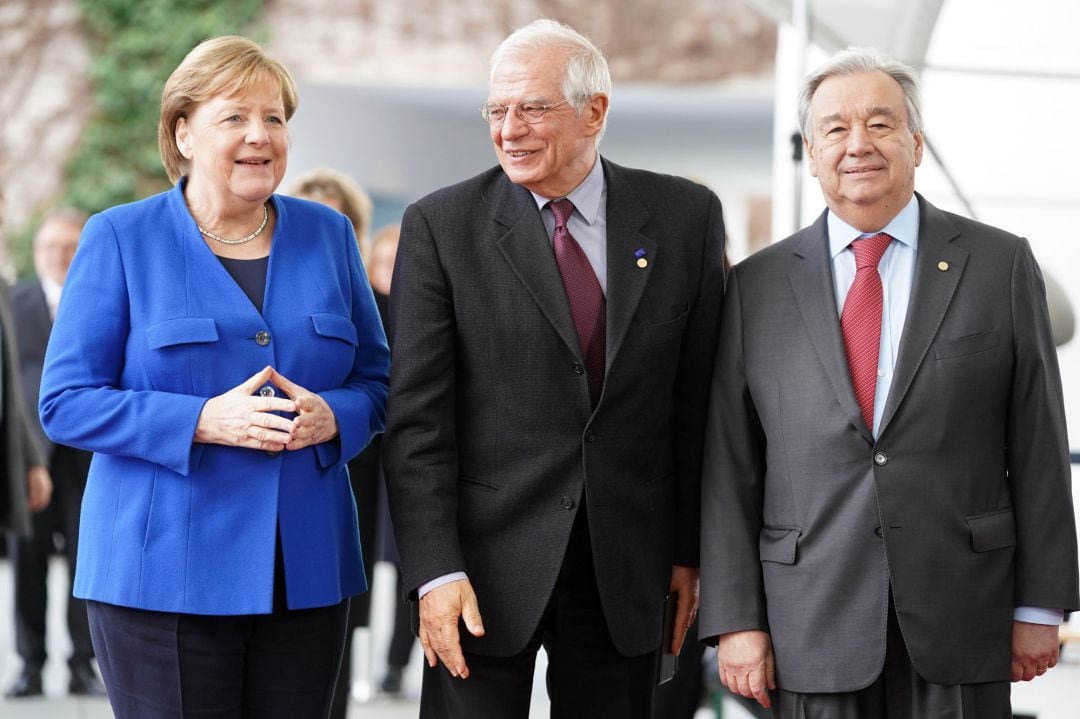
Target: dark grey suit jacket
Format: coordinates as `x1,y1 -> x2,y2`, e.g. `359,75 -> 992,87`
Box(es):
384,158 -> 726,657
13,281 -> 55,458
1,281 -> 46,536
699,195 -> 1080,691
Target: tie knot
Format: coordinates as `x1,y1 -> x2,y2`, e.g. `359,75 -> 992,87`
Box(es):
852,232 -> 893,270
548,198 -> 574,229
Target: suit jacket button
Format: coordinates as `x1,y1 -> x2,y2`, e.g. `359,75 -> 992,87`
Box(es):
266,450 -> 280,457
572,362 -> 584,375
259,386 -> 275,397
255,330 -> 271,346
873,452 -> 888,466
561,496 -> 574,510
874,525 -> 884,538
585,431 -> 596,443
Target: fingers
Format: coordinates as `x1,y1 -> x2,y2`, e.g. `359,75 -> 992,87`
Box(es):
671,594 -> 694,655
460,591 -> 486,639
269,368 -> 304,399
419,622 -> 438,669
238,365 -> 275,394
419,581 -> 480,679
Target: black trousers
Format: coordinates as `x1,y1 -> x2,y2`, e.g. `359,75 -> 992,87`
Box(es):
420,509 -> 658,719
88,545 -> 348,719
9,445 -> 93,669
774,595 -> 1011,719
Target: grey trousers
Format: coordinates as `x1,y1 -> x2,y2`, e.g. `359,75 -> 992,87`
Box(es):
775,600 -> 1011,719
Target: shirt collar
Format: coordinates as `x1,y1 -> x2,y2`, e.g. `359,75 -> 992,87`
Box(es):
828,194 -> 920,259
40,275 -> 64,309
530,153 -> 605,225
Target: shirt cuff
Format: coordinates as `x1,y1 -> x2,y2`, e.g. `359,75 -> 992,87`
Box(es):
1013,606 -> 1064,625
418,572 -> 469,598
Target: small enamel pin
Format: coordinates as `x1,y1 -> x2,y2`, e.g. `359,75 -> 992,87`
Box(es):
937,261 -> 949,271
635,248 -> 648,268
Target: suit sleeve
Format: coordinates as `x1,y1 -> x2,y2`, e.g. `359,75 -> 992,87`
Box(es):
39,213 -> 207,476
1006,238 -> 1080,611
314,215 -> 390,471
382,202 -> 466,596
699,266 -> 769,644
671,189 -> 727,566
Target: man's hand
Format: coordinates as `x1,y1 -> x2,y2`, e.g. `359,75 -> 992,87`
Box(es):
669,565 -> 699,655
718,629 -> 776,709
1012,620 -> 1060,681
418,579 -> 485,679
26,465 -> 52,512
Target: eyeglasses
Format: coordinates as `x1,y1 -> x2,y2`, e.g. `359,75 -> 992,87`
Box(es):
479,100 -> 569,126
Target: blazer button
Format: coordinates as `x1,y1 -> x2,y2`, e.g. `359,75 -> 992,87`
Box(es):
255,330 -> 271,346
259,386 -> 275,397
561,496 -> 575,510
265,450 -> 280,458
572,362 -> 584,375
874,525 -> 884,538
585,431 -> 596,443
873,452 -> 888,466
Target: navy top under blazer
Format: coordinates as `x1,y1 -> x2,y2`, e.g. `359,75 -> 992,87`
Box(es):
39,180 -> 390,615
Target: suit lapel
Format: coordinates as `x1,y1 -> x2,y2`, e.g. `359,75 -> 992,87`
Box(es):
788,212 -> 873,442
602,160 -> 655,371
878,196 -> 966,434
494,176 -> 583,361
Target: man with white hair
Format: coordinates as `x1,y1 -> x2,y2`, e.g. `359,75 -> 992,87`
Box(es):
385,18 -> 726,718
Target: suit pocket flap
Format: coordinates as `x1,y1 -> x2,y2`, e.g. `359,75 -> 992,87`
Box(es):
146,318 -> 219,350
935,330 -> 999,360
311,313 -> 358,345
759,527 -> 801,564
966,508 -> 1016,552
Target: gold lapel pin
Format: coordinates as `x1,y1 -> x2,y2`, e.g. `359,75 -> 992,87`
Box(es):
937,261 -> 949,271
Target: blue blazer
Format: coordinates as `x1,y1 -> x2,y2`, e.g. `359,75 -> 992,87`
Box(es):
40,181 -> 389,614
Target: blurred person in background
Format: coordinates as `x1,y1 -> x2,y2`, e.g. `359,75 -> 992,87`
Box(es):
384,19 -> 725,718
1,192 -> 54,670
5,208 -> 104,699
290,169 -> 382,718
38,36 -> 388,718
291,167 -> 375,263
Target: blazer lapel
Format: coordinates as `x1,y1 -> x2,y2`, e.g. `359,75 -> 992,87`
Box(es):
878,196 -> 967,434
602,160 -> 655,372
787,211 -> 873,443
494,176 -> 583,361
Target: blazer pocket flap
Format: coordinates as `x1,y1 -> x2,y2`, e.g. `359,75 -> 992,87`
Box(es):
146,318 -> 219,350
759,527 -> 801,564
311,313 -> 358,345
935,330 -> 999,360
967,508 -> 1016,552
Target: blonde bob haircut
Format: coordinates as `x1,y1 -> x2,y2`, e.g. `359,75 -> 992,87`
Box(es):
158,36 -> 298,183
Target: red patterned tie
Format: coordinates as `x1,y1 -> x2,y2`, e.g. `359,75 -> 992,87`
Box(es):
549,198 -> 606,407
841,232 -> 893,431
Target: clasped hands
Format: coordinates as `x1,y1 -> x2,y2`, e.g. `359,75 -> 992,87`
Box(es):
194,366 -> 337,451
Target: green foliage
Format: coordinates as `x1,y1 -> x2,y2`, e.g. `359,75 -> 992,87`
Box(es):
63,0 -> 265,214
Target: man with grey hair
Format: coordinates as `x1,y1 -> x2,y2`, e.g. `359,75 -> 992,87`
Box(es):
6,208 -> 104,698
385,18 -> 725,718
699,46 -> 1078,717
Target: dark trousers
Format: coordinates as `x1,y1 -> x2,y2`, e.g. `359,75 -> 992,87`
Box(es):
88,546 -> 348,719
385,563 -> 416,669
9,445 -> 93,669
420,510 -> 657,719
774,595 -> 1011,719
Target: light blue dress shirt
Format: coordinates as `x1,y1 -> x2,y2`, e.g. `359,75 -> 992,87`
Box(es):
828,195 -> 1060,626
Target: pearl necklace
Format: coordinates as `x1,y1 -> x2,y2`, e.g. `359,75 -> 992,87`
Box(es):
198,204 -> 269,245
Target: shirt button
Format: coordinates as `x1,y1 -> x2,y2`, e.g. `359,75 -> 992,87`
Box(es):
259,386 -> 275,398
572,362 -> 584,375
874,452 -> 888,466
561,496 -> 575,510
877,368 -> 885,378
255,330 -> 271,346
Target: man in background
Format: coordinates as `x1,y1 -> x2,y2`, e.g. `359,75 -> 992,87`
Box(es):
5,209 -> 102,698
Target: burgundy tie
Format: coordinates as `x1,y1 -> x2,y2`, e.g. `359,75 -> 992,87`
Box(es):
841,232 -> 893,431
549,198 -> 605,407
